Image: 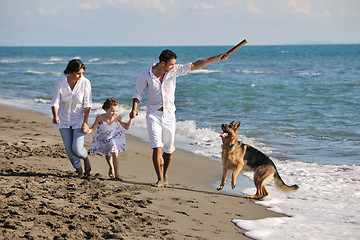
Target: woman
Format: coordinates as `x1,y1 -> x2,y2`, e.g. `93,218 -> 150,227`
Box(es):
51,59 -> 92,178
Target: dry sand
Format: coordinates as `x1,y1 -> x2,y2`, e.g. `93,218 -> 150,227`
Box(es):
0,104 -> 285,239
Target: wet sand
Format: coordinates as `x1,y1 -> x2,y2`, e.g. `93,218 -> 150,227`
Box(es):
0,104 -> 285,239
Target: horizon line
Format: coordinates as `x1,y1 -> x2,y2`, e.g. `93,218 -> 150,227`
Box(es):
1,42 -> 359,48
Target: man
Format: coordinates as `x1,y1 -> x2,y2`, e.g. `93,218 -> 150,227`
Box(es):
130,49 -> 227,187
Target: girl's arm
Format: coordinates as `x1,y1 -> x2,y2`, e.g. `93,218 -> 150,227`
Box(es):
86,116 -> 101,134
117,115 -> 132,130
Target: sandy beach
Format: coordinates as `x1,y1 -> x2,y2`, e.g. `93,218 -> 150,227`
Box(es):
0,104 -> 285,239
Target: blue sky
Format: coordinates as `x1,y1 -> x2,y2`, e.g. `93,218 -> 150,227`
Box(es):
0,0 -> 359,46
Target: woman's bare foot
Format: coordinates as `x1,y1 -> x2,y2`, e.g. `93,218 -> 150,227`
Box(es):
76,167 -> 84,178
114,177 -> 124,181
84,157 -> 91,177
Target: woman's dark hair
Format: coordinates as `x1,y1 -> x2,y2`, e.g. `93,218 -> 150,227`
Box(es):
64,59 -> 85,74
159,49 -> 177,64
102,98 -> 119,111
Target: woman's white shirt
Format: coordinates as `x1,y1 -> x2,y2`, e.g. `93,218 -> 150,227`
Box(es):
51,75 -> 92,129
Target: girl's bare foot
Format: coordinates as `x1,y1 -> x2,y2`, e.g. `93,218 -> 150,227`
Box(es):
108,167 -> 115,179
114,177 -> 124,181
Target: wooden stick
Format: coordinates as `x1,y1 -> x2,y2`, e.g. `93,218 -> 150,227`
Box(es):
223,39 -> 247,59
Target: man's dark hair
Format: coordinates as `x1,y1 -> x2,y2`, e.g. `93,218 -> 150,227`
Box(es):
159,49 -> 177,64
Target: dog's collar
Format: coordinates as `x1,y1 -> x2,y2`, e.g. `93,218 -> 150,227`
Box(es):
223,141 -> 242,148
223,142 -> 236,148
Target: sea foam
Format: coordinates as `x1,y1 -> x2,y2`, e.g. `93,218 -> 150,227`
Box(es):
232,161 -> 360,240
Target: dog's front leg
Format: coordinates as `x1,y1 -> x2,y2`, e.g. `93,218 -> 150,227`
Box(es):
231,164 -> 243,189
217,166 -> 229,191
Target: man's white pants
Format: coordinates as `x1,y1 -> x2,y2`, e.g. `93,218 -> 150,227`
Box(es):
146,111 -> 176,154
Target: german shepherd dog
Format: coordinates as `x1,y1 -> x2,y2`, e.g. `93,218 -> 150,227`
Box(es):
217,121 -> 299,199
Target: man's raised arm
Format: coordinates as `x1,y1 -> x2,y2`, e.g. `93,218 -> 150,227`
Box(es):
191,53 -> 227,71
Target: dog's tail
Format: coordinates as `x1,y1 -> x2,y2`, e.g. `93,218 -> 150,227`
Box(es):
273,171 -> 299,193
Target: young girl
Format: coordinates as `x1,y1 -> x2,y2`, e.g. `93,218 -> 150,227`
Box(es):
87,98 -> 132,180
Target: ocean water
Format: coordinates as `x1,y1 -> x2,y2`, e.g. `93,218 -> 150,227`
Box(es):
1,45 -> 359,239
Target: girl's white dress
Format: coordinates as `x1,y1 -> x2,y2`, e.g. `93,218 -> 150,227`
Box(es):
89,115 -> 126,156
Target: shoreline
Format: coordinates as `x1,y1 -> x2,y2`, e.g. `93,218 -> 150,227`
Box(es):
0,104 -> 285,239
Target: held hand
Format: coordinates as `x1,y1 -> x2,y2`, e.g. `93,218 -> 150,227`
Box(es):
83,128 -> 90,134
130,109 -> 138,119
82,122 -> 89,134
52,117 -> 60,125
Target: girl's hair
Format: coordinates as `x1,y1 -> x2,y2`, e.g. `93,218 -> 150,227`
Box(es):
64,59 -> 85,74
102,98 -> 119,110
159,49 -> 177,64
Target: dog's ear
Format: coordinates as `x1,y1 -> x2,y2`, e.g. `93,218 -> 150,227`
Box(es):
234,121 -> 241,131
230,121 -> 235,126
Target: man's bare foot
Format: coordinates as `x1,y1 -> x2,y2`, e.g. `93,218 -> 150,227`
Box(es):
164,177 -> 169,187
114,177 -> 124,181
153,180 -> 164,188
